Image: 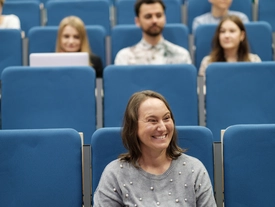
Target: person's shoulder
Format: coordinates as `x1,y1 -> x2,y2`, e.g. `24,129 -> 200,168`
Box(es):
201,55 -> 211,63
118,46 -> 131,54
228,10 -> 249,22
164,39 -> 189,54
178,153 -> 206,169
194,12 -> 212,21
114,46 -> 134,65
2,14 -> 21,30
115,46 -> 132,58
248,53 -> 262,62
198,55 -> 211,76
193,12 -> 215,32
117,41 -> 141,54
228,10 -> 247,17
4,14 -> 20,21
105,159 -> 132,169
101,159 -> 127,175
104,159 -> 122,168
201,55 -> 211,66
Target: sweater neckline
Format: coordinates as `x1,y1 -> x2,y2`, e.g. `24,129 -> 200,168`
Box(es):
137,156 -> 177,180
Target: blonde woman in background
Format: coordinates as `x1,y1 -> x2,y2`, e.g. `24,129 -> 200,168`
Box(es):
0,0 -> 20,29
56,16 -> 103,77
199,15 -> 261,77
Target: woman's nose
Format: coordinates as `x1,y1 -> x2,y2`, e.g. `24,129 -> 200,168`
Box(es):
224,32 -> 230,37
68,37 -> 74,43
157,120 -> 166,131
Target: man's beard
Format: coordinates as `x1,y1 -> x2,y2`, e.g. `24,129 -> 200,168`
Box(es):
142,24 -> 164,37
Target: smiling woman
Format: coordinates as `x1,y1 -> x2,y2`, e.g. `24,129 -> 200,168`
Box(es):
59,24 -> 81,53
198,15 -> 261,77
55,16 -> 103,77
93,90 -> 217,207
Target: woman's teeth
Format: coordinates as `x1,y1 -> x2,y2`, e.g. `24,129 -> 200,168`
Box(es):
155,135 -> 166,139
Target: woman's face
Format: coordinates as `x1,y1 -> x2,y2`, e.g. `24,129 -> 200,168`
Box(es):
137,97 -> 174,155
60,25 -> 81,52
219,20 -> 244,51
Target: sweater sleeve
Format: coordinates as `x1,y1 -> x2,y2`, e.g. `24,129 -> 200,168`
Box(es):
192,159 -> 217,207
93,190 -> 123,207
93,161 -> 124,207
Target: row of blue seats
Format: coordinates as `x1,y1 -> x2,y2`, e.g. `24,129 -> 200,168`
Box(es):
0,21 -> 274,74
5,0 -> 187,5
1,124 -> 275,207
1,62 -> 275,143
3,0 -> 275,35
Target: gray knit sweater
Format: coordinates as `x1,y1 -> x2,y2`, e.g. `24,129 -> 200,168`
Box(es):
93,154 -> 217,207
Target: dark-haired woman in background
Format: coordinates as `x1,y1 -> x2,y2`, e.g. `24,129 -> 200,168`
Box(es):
199,15 -> 261,77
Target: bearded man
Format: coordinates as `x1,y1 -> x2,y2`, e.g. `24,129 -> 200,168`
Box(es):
114,0 -> 192,65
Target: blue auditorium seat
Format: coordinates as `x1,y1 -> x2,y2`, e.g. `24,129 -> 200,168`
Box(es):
0,29 -> 22,76
46,0 -> 111,35
0,128 -> 82,207
223,124 -> 275,207
206,62 -> 275,141
258,0 -> 275,32
103,64 -> 198,127
1,66 -> 96,144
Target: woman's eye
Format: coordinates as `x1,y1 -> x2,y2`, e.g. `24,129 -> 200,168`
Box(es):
164,116 -> 171,121
148,119 -> 157,123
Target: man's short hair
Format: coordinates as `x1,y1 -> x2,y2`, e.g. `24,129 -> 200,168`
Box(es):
134,0 -> 166,17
